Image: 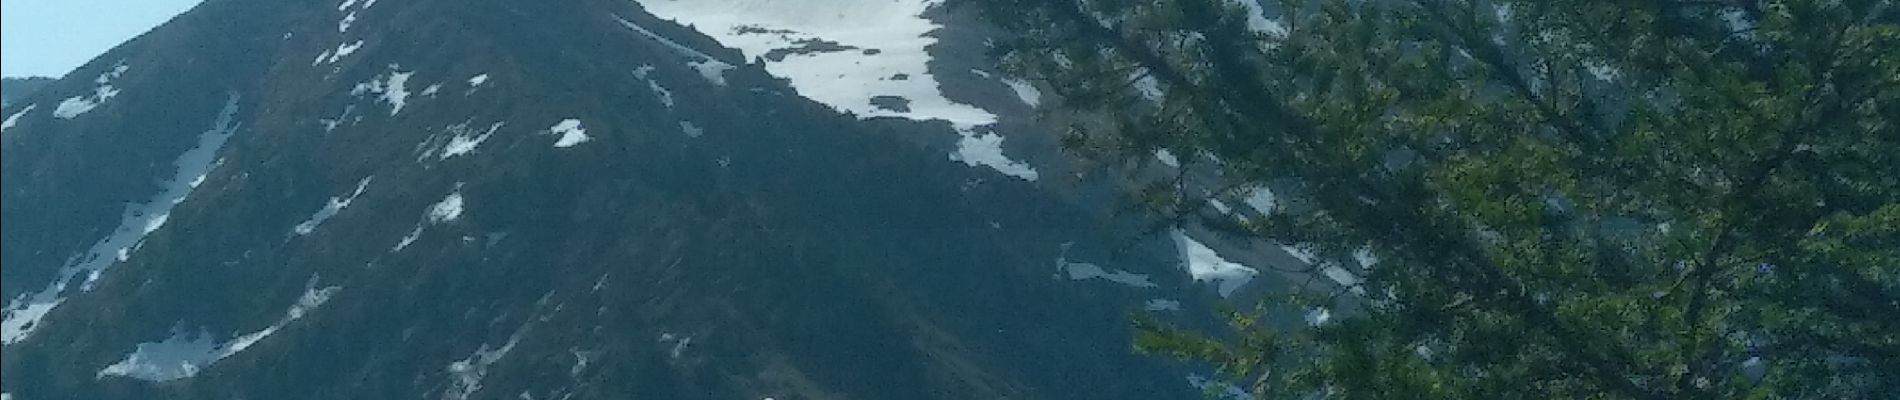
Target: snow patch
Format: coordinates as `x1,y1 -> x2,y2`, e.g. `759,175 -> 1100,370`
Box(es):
1321,265 -> 1360,290
612,15 -> 735,86
3,105 -> 36,132
633,0 -> 1038,180
54,95 -> 112,119
547,119 -> 590,148
1586,62 -> 1622,82
1229,0 -> 1287,36
393,187 -> 465,252
1208,198 -> 1233,214
613,15 -> 726,63
53,63 -> 129,119
1280,243 -> 1366,294
679,120 -> 703,138
352,65 -> 414,115
1155,149 -> 1181,168
339,11 -> 357,32
569,348 -> 596,378
1243,186 -> 1277,214
1055,250 -> 1155,288
383,71 -> 413,114
636,66 -> 677,108
648,80 -> 676,108
96,327 -> 221,381
688,60 -> 734,86
393,226 -> 424,252
1057,260 -> 1157,288
658,332 -> 692,359
292,176 -> 374,235
99,281 -> 338,381
319,105 -> 357,133
1055,243 -> 1155,288
3,95 -> 241,344
428,192 -> 465,223
96,63 -> 130,84
1171,229 -> 1259,297
324,0 -> 376,61
1304,307 -> 1331,326
1721,9 -> 1755,41
1280,244 -> 1317,265
333,41 -> 364,62
0,302 -> 59,345
1353,247 -> 1379,268
220,282 -> 338,352
444,326 -> 529,400
980,67 -> 1041,107
315,40 -> 364,66
1132,71 -> 1164,101
952,131 -> 1038,181
635,0 -> 972,121
1001,77 -> 1042,107
439,122 -> 503,160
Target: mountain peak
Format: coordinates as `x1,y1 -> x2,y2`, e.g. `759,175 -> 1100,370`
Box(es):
1,1 -> 1228,398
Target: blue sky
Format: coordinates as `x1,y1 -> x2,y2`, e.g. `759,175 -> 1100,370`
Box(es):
3,0 -> 205,78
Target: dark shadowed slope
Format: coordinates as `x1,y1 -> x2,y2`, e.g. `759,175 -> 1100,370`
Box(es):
1,77 -> 57,107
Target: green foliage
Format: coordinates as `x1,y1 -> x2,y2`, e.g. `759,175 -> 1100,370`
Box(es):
964,0 -> 1900,398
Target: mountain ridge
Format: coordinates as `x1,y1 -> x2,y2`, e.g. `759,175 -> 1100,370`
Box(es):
1,77 -> 57,107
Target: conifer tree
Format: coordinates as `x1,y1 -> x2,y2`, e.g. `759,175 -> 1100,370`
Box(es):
964,0 -> 1900,398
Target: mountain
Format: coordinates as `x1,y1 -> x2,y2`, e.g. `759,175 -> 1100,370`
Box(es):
1,77 -> 57,107
0,0 -> 1296,399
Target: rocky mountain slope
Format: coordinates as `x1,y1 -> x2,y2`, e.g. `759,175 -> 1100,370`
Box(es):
0,0 -> 1302,399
